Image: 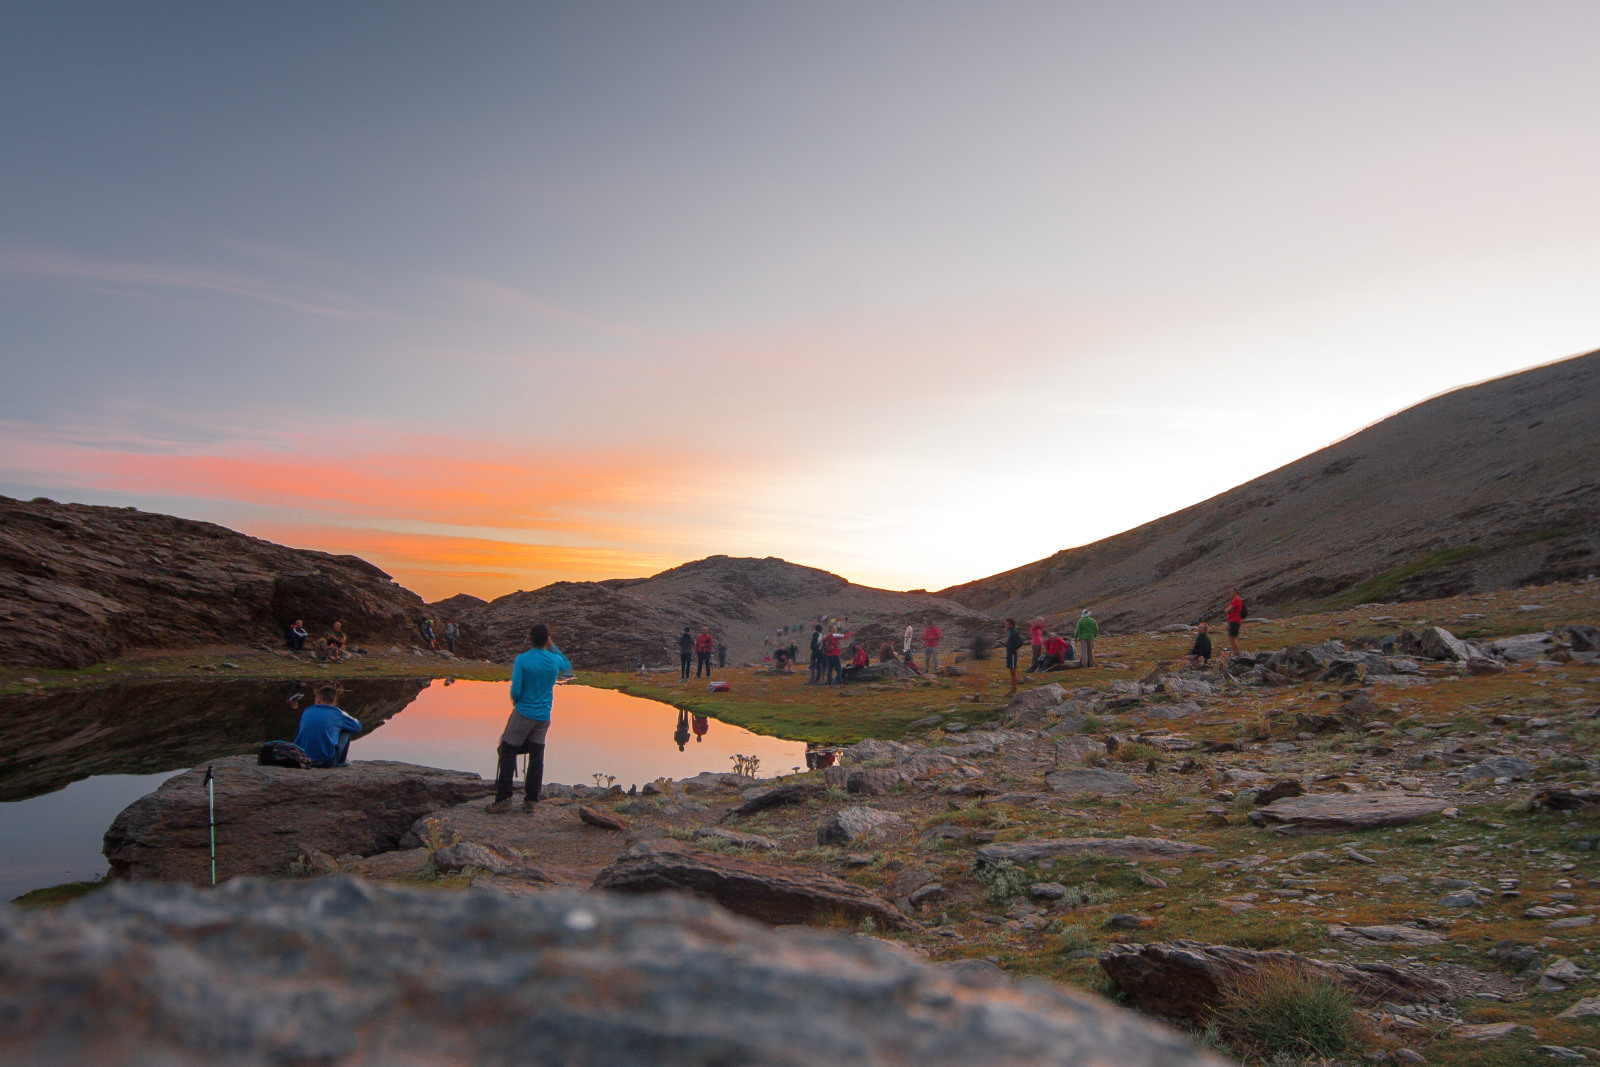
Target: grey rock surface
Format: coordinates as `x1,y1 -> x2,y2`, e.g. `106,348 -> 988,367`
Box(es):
1246,792 -> 1449,835
976,837 -> 1215,865
817,806 -> 906,846
1045,766 -> 1141,796
103,755 -> 492,884
0,878 -> 1228,1066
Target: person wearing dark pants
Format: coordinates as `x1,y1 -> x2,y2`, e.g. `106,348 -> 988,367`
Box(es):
695,627 -> 714,677
1003,617 -> 1025,695
293,683 -> 361,767
678,626 -> 694,681
488,622 -> 572,813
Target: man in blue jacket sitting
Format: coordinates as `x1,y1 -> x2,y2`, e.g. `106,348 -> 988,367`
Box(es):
488,622 -> 573,813
292,684 -> 363,767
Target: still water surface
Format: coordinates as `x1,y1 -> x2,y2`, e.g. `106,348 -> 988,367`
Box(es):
0,678 -> 803,901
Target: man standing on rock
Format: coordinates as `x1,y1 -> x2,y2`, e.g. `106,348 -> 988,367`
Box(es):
489,622 -> 573,814
921,621 -> 942,673
1074,610 -> 1098,667
678,626 -> 694,681
444,619 -> 459,654
293,683 -> 363,767
695,627 -> 715,678
1225,588 -> 1246,657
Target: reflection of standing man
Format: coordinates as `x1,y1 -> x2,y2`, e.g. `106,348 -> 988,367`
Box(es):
674,709 -> 691,751
695,627 -> 714,677
692,714 -> 708,742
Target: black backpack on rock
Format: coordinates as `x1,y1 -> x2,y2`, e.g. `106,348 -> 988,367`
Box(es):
258,741 -> 312,768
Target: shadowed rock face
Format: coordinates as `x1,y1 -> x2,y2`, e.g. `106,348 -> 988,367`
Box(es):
0,678 -> 429,803
103,755 -> 490,883
0,495 -> 430,668
0,878 -> 1231,1066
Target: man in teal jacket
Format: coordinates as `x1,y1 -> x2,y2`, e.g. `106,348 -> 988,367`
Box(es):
488,622 -> 573,813
1074,609 -> 1099,668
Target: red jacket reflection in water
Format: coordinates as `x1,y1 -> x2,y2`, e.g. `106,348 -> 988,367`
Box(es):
692,715 -> 708,742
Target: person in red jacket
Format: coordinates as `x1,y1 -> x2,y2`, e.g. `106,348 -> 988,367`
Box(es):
921,622 -> 942,673
1225,588 -> 1246,657
694,628 -> 715,678
1027,617 -> 1046,672
1043,632 -> 1068,669
822,629 -> 849,685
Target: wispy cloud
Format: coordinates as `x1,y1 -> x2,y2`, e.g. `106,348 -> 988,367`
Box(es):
0,248 -> 365,318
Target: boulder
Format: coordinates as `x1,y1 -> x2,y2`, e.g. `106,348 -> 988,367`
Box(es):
430,841 -> 550,881
1098,940 -> 1449,1024
0,879 -> 1226,1066
578,805 -> 629,831
1566,625 -> 1600,653
1253,780 -> 1305,806
845,767 -> 915,796
1462,755 -> 1533,781
1045,767 -> 1140,796
976,838 -> 1215,865
1487,632 -> 1555,662
1328,924 -> 1446,946
1144,701 -> 1202,721
593,848 -> 912,930
1054,736 -> 1107,763
898,751 -> 960,776
1003,683 -> 1069,725
1399,626 -> 1472,662
725,783 -> 819,818
817,806 -> 906,847
1247,792 -> 1448,834
103,755 -> 492,885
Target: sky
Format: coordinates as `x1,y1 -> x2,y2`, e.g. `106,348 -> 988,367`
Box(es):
4,2 -> 1600,601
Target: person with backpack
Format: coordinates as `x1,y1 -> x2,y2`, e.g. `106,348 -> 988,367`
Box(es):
695,627 -> 715,677
1003,617 -> 1026,694
1074,609 -> 1099,667
1225,588 -> 1246,657
292,683 -> 362,768
488,622 -> 573,813
678,626 -> 694,681
822,628 -> 849,685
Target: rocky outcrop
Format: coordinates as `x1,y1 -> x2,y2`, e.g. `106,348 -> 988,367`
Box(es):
0,677 -> 428,803
593,847 -> 913,930
1247,792 -> 1449,834
976,838 -> 1215,865
817,806 -> 906,847
1098,940 -> 1450,1023
0,495 -> 430,668
0,879 -> 1225,1066
103,755 -> 491,884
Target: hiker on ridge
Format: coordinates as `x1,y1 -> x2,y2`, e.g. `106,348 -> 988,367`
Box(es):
1074,609 -> 1098,667
1225,588 -> 1246,657
678,626 -> 694,681
921,621 -> 942,673
292,683 -> 362,768
1003,617 -> 1025,694
488,622 -> 573,814
695,627 -> 715,678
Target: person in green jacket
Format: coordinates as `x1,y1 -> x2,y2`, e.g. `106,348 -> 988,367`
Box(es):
1074,609 -> 1099,667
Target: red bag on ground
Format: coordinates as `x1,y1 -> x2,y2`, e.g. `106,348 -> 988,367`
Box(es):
708,681 -> 730,692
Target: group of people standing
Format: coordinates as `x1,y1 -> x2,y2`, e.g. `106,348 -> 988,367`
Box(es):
678,626 -> 727,680
417,616 -> 460,654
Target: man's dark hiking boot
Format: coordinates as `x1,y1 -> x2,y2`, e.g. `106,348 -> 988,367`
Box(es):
485,798 -> 513,814
521,798 -> 538,813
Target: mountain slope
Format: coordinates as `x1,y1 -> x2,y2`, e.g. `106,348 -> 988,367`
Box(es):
0,496 -> 427,668
938,349 -> 1600,631
454,555 -> 983,669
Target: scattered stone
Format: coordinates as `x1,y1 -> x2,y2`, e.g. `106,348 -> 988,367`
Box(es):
1542,957 -> 1587,989
1462,755 -> 1533,781
1031,882 -> 1068,901
844,767 -> 916,796
104,756 -> 492,884
1247,792 -> 1448,834
1453,1021 -> 1532,1040
578,805 -> 629,831
1254,780 -> 1305,806
976,838 -> 1215,865
1343,847 -> 1376,865
1557,997 -> 1600,1020
1328,924 -> 1445,946
1044,767 -> 1141,796
1098,940 -> 1448,1023
817,807 -> 906,847
694,827 -> 779,851
430,841 -> 550,881
1549,914 -> 1596,930
724,783 -> 819,818
1439,891 -> 1480,908
1107,913 -> 1158,930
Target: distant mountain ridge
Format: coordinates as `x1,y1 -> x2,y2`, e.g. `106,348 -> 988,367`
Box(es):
936,349 -> 1600,632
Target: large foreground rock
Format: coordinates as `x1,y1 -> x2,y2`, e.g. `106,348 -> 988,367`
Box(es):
977,837 -> 1215,865
0,879 -> 1224,1067
103,755 -> 491,884
593,847 -> 915,930
1247,792 -> 1448,835
1099,940 -> 1449,1024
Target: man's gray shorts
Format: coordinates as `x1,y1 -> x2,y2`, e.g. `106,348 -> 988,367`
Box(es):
501,713 -> 550,748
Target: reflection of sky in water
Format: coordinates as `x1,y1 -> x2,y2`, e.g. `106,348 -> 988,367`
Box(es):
0,772 -> 179,901
0,681 -> 803,901
352,681 -> 807,791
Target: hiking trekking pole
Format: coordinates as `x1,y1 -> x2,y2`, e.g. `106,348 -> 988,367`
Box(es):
204,764 -> 216,886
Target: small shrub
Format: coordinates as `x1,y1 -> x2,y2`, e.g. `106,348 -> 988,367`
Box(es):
1058,882 -> 1117,908
1114,742 -> 1158,764
285,856 -> 316,879
1214,963 -> 1362,1062
976,859 -> 1030,903
1053,922 -> 1093,952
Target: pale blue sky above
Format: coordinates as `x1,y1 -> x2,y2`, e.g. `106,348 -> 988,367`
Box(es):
3,2 -> 1599,597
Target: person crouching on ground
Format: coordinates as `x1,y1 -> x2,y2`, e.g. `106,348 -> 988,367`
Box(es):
293,683 -> 362,767
1184,622 -> 1213,665
488,622 -> 573,814
1042,631 -> 1069,670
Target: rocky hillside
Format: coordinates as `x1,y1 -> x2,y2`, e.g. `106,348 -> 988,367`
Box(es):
0,496 -> 428,668
455,555 -> 983,669
939,349 -> 1600,632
